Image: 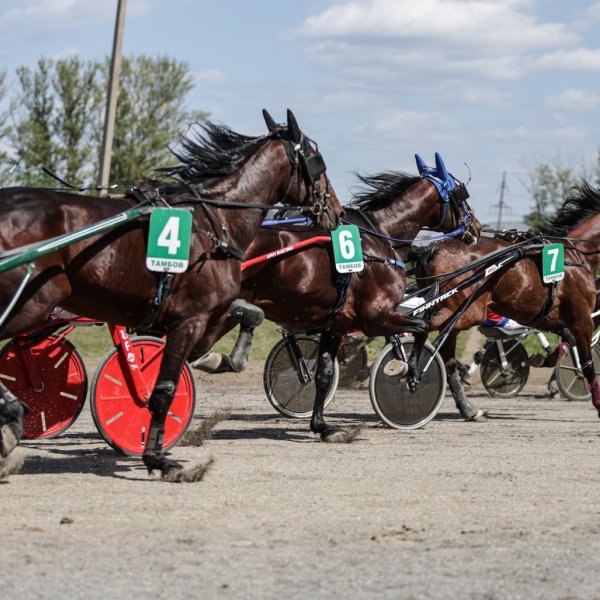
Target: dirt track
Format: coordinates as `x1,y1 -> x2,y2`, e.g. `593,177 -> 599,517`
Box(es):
2,360 -> 600,599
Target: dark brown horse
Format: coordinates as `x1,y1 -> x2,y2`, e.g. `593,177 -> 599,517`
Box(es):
0,109 -> 344,475
410,182 -> 600,421
192,153 -> 482,441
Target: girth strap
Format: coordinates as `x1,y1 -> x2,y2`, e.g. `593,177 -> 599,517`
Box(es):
136,272 -> 175,333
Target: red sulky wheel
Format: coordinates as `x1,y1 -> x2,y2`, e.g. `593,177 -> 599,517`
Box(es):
90,336 -> 196,456
0,336 -> 88,439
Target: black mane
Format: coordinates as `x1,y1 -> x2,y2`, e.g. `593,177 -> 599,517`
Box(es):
158,121 -> 269,190
539,182 -> 600,237
347,171 -> 420,213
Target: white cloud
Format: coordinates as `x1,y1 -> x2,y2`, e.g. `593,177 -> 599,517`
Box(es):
296,0 -> 595,82
453,86 -> 515,108
346,108 -> 460,148
545,89 -> 600,111
486,124 -> 585,142
300,0 -> 575,51
533,48 -> 600,71
0,0 -> 150,29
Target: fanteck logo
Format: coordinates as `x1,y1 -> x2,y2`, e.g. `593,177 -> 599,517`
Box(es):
412,288 -> 458,315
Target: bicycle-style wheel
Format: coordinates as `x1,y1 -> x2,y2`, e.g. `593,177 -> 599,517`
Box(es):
90,336 -> 196,456
555,344 -> 600,401
263,334 -> 339,418
0,336 -> 88,439
369,337 -> 446,429
480,339 -> 529,398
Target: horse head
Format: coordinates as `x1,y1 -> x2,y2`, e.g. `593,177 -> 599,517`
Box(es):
415,152 -> 482,245
262,108 -> 344,230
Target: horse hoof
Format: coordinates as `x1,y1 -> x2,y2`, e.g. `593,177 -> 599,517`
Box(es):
143,453 -> 183,477
465,409 -> 487,422
321,424 -> 363,443
383,359 -> 408,377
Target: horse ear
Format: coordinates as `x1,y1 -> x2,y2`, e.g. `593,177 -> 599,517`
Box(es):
415,154 -> 428,175
262,109 -> 278,132
286,109 -> 302,143
434,152 -> 449,181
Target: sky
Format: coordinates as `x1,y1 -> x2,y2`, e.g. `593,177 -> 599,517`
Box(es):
1,0 -> 600,226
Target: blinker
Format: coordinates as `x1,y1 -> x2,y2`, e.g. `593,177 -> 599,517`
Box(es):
450,183 -> 469,203
303,152 -> 326,182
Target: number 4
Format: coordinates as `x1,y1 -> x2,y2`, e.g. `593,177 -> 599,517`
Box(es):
157,216 -> 181,255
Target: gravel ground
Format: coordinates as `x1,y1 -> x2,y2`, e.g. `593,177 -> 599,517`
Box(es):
1,360 -> 600,600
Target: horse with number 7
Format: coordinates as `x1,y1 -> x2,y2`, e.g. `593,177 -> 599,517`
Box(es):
0,109 -> 344,477
410,182 -> 600,421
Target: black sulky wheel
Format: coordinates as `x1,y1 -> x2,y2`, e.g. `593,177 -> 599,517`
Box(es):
480,339 -> 529,398
263,333 -> 339,418
369,337 -> 446,429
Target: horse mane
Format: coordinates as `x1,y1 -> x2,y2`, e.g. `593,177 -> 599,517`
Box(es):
157,121 -> 269,190
539,181 -> 600,237
347,171 -> 421,212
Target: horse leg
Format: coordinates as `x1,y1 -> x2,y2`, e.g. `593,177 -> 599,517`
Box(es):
543,327 -> 573,368
442,331 -> 486,422
551,327 -> 600,415
310,331 -> 350,442
191,299 -> 264,373
143,318 -> 208,476
0,382 -> 25,459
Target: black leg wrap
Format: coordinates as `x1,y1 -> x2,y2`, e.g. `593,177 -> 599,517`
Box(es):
447,366 -> 480,420
228,299 -> 265,328
229,325 -> 254,372
143,380 -> 180,475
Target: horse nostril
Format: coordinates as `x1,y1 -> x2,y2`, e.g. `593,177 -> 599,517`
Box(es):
339,209 -> 347,218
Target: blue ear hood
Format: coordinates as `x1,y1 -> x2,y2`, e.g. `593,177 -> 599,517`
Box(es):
434,152 -> 448,181
415,152 -> 459,201
415,154 -> 428,175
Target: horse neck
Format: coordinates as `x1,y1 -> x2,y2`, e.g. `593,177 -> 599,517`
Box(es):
201,141 -> 290,250
363,181 -> 442,259
569,214 -> 600,273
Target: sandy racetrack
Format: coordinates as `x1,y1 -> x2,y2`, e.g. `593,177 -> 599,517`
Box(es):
2,360 -> 600,599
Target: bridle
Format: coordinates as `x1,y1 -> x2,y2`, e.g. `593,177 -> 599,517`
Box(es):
421,172 -> 477,245
269,124 -> 334,225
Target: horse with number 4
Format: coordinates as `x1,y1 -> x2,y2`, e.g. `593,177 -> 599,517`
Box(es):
192,149 -> 482,439
0,109 -> 344,477
410,182 -> 600,421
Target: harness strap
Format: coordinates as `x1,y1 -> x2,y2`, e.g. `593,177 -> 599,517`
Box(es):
136,272 -> 175,333
323,272 -> 352,329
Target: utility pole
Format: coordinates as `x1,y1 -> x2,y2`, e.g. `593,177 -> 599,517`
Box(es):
491,171 -> 510,229
97,0 -> 127,195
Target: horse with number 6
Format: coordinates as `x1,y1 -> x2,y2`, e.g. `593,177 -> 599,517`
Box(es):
0,109 -> 344,477
191,150 -> 482,441
410,181 -> 600,421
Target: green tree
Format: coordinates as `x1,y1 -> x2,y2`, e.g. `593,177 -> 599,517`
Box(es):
8,55 -> 206,188
523,159 -> 579,228
0,68 -> 14,182
101,55 -> 208,186
10,58 -> 59,185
